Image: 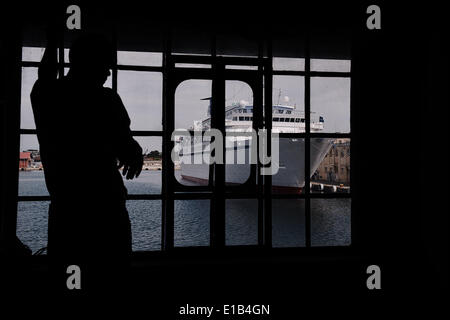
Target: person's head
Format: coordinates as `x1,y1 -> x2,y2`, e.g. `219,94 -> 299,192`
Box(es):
69,33 -> 114,86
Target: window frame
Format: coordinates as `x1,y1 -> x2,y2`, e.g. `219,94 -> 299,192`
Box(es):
16,30 -> 353,254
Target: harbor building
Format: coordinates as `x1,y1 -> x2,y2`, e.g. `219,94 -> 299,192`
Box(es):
18,152 -> 31,169
313,138 -> 350,185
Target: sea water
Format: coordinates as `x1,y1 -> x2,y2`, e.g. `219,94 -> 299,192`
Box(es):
17,170 -> 351,253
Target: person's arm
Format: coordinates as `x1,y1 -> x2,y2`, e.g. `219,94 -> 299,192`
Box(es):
110,91 -> 143,180
119,138 -> 143,180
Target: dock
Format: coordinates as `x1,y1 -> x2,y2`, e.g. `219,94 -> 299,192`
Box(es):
310,181 -> 350,193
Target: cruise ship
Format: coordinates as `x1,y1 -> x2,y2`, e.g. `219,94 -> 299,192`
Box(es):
177,100 -> 333,193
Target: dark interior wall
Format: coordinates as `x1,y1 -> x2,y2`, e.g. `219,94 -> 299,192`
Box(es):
20,2 -> 355,58
0,13 -> 21,250
355,2 -> 448,295
1,1 -> 447,303
421,16 -> 449,290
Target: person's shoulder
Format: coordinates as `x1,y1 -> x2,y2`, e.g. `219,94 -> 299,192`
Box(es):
101,87 -> 125,104
101,87 -> 130,122
101,86 -> 115,95
101,86 -> 119,99
31,77 -> 61,98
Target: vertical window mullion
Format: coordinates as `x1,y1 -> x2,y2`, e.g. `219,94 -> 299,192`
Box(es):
57,30 -> 64,79
304,32 -> 311,248
264,39 -> 273,248
257,38 -> 264,246
210,58 -> 226,248
162,29 -> 174,250
112,27 -> 118,92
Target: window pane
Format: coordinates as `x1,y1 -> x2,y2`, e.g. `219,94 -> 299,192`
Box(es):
127,200 -> 161,251
21,67 -> 38,129
311,77 -> 350,133
122,136 -> 162,194
117,51 -> 162,66
18,135 -> 165,197
117,71 -> 162,131
225,65 -> 258,70
175,79 -> 212,129
311,59 -> 351,72
273,138 -> 305,194
226,199 -> 258,246
273,57 -> 305,71
176,63 -> 211,69
64,48 -> 69,63
22,47 -> 45,62
311,138 -> 350,193
175,200 -> 210,247
16,201 -> 49,254
22,47 -> 69,63
311,199 -> 351,246
272,199 -> 305,247
175,79 -> 212,186
225,81 -> 253,185
19,135 -> 48,196
272,76 -> 304,131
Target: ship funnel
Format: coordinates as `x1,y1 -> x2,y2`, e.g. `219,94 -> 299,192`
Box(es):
239,100 -> 249,107
201,97 -> 212,116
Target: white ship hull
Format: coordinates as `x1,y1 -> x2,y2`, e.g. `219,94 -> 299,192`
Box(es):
180,138 -> 333,193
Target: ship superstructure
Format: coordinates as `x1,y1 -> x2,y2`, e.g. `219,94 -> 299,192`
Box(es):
178,101 -> 333,193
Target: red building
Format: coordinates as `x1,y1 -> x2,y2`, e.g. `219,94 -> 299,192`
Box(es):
19,152 -> 31,169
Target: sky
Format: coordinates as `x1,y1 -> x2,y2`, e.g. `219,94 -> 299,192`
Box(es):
20,48 -> 350,153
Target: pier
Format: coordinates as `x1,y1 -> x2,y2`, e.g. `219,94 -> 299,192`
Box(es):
310,181 -> 350,193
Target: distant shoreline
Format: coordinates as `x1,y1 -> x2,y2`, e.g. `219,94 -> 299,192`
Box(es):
19,168 -> 43,172
18,166 -> 180,172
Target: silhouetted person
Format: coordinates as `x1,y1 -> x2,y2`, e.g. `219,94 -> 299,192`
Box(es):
31,31 -> 143,292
